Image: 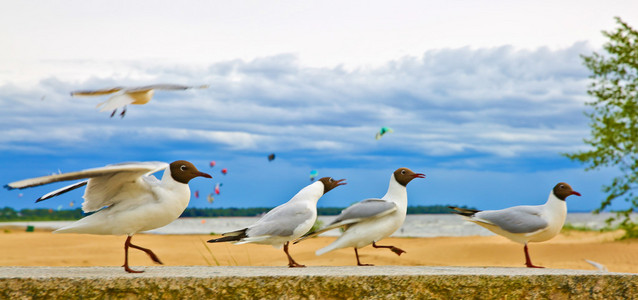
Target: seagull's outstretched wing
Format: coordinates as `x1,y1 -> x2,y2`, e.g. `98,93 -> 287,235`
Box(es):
129,84 -> 209,92
5,161 -> 168,213
294,199 -> 396,243
473,205 -> 549,234
70,87 -> 125,96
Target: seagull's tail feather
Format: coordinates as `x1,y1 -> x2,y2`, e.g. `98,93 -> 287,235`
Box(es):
448,206 -> 481,217
207,228 -> 247,243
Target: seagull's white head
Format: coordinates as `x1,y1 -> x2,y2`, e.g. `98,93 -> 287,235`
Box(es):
169,160 -> 212,184
393,168 -> 426,187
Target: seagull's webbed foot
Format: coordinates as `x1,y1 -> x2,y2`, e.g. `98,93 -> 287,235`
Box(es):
372,242 -> 406,256
288,262 -> 306,268
123,264 -> 145,273
525,263 -> 545,268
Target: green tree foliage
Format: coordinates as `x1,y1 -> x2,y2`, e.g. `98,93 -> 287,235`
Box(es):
565,17 -> 638,238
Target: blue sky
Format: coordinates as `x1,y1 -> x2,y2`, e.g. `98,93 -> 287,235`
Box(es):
1,1 -> 637,212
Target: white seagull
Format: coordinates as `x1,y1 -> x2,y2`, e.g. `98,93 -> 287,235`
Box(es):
207,177 -> 346,267
4,160 -> 212,273
295,168 -> 425,266
70,84 -> 209,118
449,182 -> 581,268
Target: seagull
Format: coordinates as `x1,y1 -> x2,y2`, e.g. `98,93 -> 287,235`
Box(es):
4,160 -> 212,273
207,177 -> 346,267
295,168 -> 425,266
70,84 -> 209,117
449,182 -> 581,268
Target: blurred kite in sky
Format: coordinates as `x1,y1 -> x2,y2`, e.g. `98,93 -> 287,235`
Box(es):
194,190 -> 200,198
268,153 -> 276,161
221,168 -> 227,175
70,84 -> 209,118
309,170 -> 318,181
375,127 -> 394,140
209,161 -> 216,168
215,183 -> 222,195
207,194 -> 214,204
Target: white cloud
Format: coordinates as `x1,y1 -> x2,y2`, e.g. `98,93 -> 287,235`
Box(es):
0,43 -> 597,171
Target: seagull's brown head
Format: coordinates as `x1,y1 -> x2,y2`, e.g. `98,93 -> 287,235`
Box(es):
553,182 -> 581,201
394,168 -> 426,187
170,160 -> 212,184
318,177 -> 347,194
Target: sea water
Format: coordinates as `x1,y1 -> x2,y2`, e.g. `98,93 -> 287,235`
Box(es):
1,212 -> 631,237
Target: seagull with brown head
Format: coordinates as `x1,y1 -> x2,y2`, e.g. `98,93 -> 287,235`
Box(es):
4,160 -> 212,273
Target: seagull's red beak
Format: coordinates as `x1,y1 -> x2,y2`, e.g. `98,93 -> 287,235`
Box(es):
198,172 -> 212,179
413,173 -> 426,179
334,179 -> 347,186
571,191 -> 581,197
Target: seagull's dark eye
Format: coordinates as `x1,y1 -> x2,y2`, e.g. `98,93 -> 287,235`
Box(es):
401,170 -> 406,175
560,184 -> 565,189
180,165 -> 187,171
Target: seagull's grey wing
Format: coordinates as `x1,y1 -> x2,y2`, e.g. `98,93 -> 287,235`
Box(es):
129,84 -> 209,92
70,87 -> 124,96
294,199 -> 396,243
474,206 -> 548,234
247,202 -> 314,237
330,199 -> 397,225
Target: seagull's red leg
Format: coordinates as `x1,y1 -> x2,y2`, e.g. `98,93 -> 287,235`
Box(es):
372,242 -> 406,256
283,241 -> 305,268
110,110 -> 116,118
123,236 -> 144,273
355,248 -> 373,266
524,243 -> 544,268
127,236 -> 163,265
120,106 -> 127,118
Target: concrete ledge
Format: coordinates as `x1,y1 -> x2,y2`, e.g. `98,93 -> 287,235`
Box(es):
1,266 -> 636,299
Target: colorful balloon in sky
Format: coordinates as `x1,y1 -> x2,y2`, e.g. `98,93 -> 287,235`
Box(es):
207,194 -> 214,204
209,161 -> 216,168
221,168 -> 227,175
375,127 -> 394,140
215,183 -> 222,195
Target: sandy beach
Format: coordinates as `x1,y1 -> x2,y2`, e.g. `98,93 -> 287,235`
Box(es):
0,226 -> 636,273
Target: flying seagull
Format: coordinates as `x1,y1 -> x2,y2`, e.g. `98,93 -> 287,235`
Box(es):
4,160 -> 212,273
295,168 -> 425,266
449,182 -> 581,268
70,84 -> 209,117
208,177 -> 346,267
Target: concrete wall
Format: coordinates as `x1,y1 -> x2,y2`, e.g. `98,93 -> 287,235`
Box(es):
1,266 -> 635,299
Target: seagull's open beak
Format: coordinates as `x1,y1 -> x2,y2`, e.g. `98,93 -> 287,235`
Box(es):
198,172 -> 212,179
335,179 -> 347,186
571,191 -> 581,197
413,173 -> 426,179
